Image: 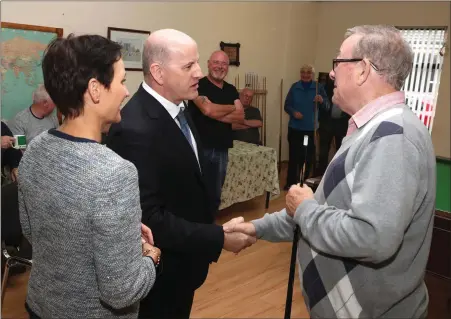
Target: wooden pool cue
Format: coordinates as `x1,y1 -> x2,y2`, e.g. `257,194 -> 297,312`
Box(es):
278,79 -> 283,173
314,80 -> 319,171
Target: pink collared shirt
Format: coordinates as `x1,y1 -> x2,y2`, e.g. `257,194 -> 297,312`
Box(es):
347,91 -> 406,136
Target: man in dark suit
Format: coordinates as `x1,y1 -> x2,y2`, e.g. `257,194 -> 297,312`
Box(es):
106,29 -> 255,319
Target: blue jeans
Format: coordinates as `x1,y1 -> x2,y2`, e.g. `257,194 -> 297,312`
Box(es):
203,148 -> 229,213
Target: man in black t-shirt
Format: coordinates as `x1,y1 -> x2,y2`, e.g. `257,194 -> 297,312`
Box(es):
188,50 -> 244,212
232,88 -> 263,145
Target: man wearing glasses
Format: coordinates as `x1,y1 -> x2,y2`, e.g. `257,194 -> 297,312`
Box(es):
227,25 -> 435,318
188,50 -> 245,213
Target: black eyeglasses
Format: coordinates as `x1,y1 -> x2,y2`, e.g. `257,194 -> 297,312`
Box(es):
332,58 -> 380,72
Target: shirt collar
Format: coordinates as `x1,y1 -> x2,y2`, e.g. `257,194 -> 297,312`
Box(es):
142,81 -> 184,119
294,80 -> 317,90
352,91 -> 405,129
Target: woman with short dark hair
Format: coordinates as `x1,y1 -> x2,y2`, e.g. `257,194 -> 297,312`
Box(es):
18,34 -> 159,318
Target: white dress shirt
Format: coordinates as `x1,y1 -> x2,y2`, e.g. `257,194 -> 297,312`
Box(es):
141,81 -> 200,165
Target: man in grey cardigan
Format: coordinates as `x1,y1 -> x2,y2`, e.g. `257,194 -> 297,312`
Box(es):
225,25 -> 435,318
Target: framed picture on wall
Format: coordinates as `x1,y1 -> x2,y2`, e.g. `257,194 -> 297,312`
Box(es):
220,41 -> 240,66
107,27 -> 150,71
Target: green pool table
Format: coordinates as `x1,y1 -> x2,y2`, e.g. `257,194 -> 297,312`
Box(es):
425,156 -> 451,319
436,156 -> 451,213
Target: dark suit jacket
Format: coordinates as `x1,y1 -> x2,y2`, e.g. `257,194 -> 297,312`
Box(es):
106,85 -> 224,290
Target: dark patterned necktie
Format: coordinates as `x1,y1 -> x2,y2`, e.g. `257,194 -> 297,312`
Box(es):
176,108 -> 194,151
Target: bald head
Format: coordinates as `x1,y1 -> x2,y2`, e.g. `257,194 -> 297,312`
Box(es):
209,50 -> 229,63
140,28 -> 202,104
207,50 -> 230,83
142,29 -> 197,76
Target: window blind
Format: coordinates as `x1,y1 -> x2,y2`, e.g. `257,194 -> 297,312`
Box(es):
399,27 -> 447,133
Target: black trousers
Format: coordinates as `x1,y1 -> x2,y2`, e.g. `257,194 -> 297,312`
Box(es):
138,277 -> 195,319
317,119 -> 347,176
286,128 -> 315,187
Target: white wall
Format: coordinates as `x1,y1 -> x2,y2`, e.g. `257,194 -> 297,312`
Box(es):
2,1 -> 449,158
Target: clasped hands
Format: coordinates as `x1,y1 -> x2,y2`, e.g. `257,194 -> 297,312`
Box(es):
222,184 -> 314,254
138,183 -> 314,260
141,223 -> 161,266
222,217 -> 256,254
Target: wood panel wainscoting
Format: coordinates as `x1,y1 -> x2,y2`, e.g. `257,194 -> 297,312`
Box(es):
425,210 -> 451,319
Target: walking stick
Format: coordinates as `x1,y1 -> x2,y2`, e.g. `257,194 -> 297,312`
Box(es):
284,135 -> 308,319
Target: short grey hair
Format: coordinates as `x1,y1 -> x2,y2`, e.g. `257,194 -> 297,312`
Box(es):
300,64 -> 315,77
142,41 -> 171,76
33,84 -> 51,104
345,25 -> 413,90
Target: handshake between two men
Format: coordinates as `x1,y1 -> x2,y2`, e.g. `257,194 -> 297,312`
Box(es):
220,183 -> 314,254
139,183 -> 315,259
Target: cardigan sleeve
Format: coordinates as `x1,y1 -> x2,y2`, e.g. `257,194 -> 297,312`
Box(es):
92,160 -> 156,309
